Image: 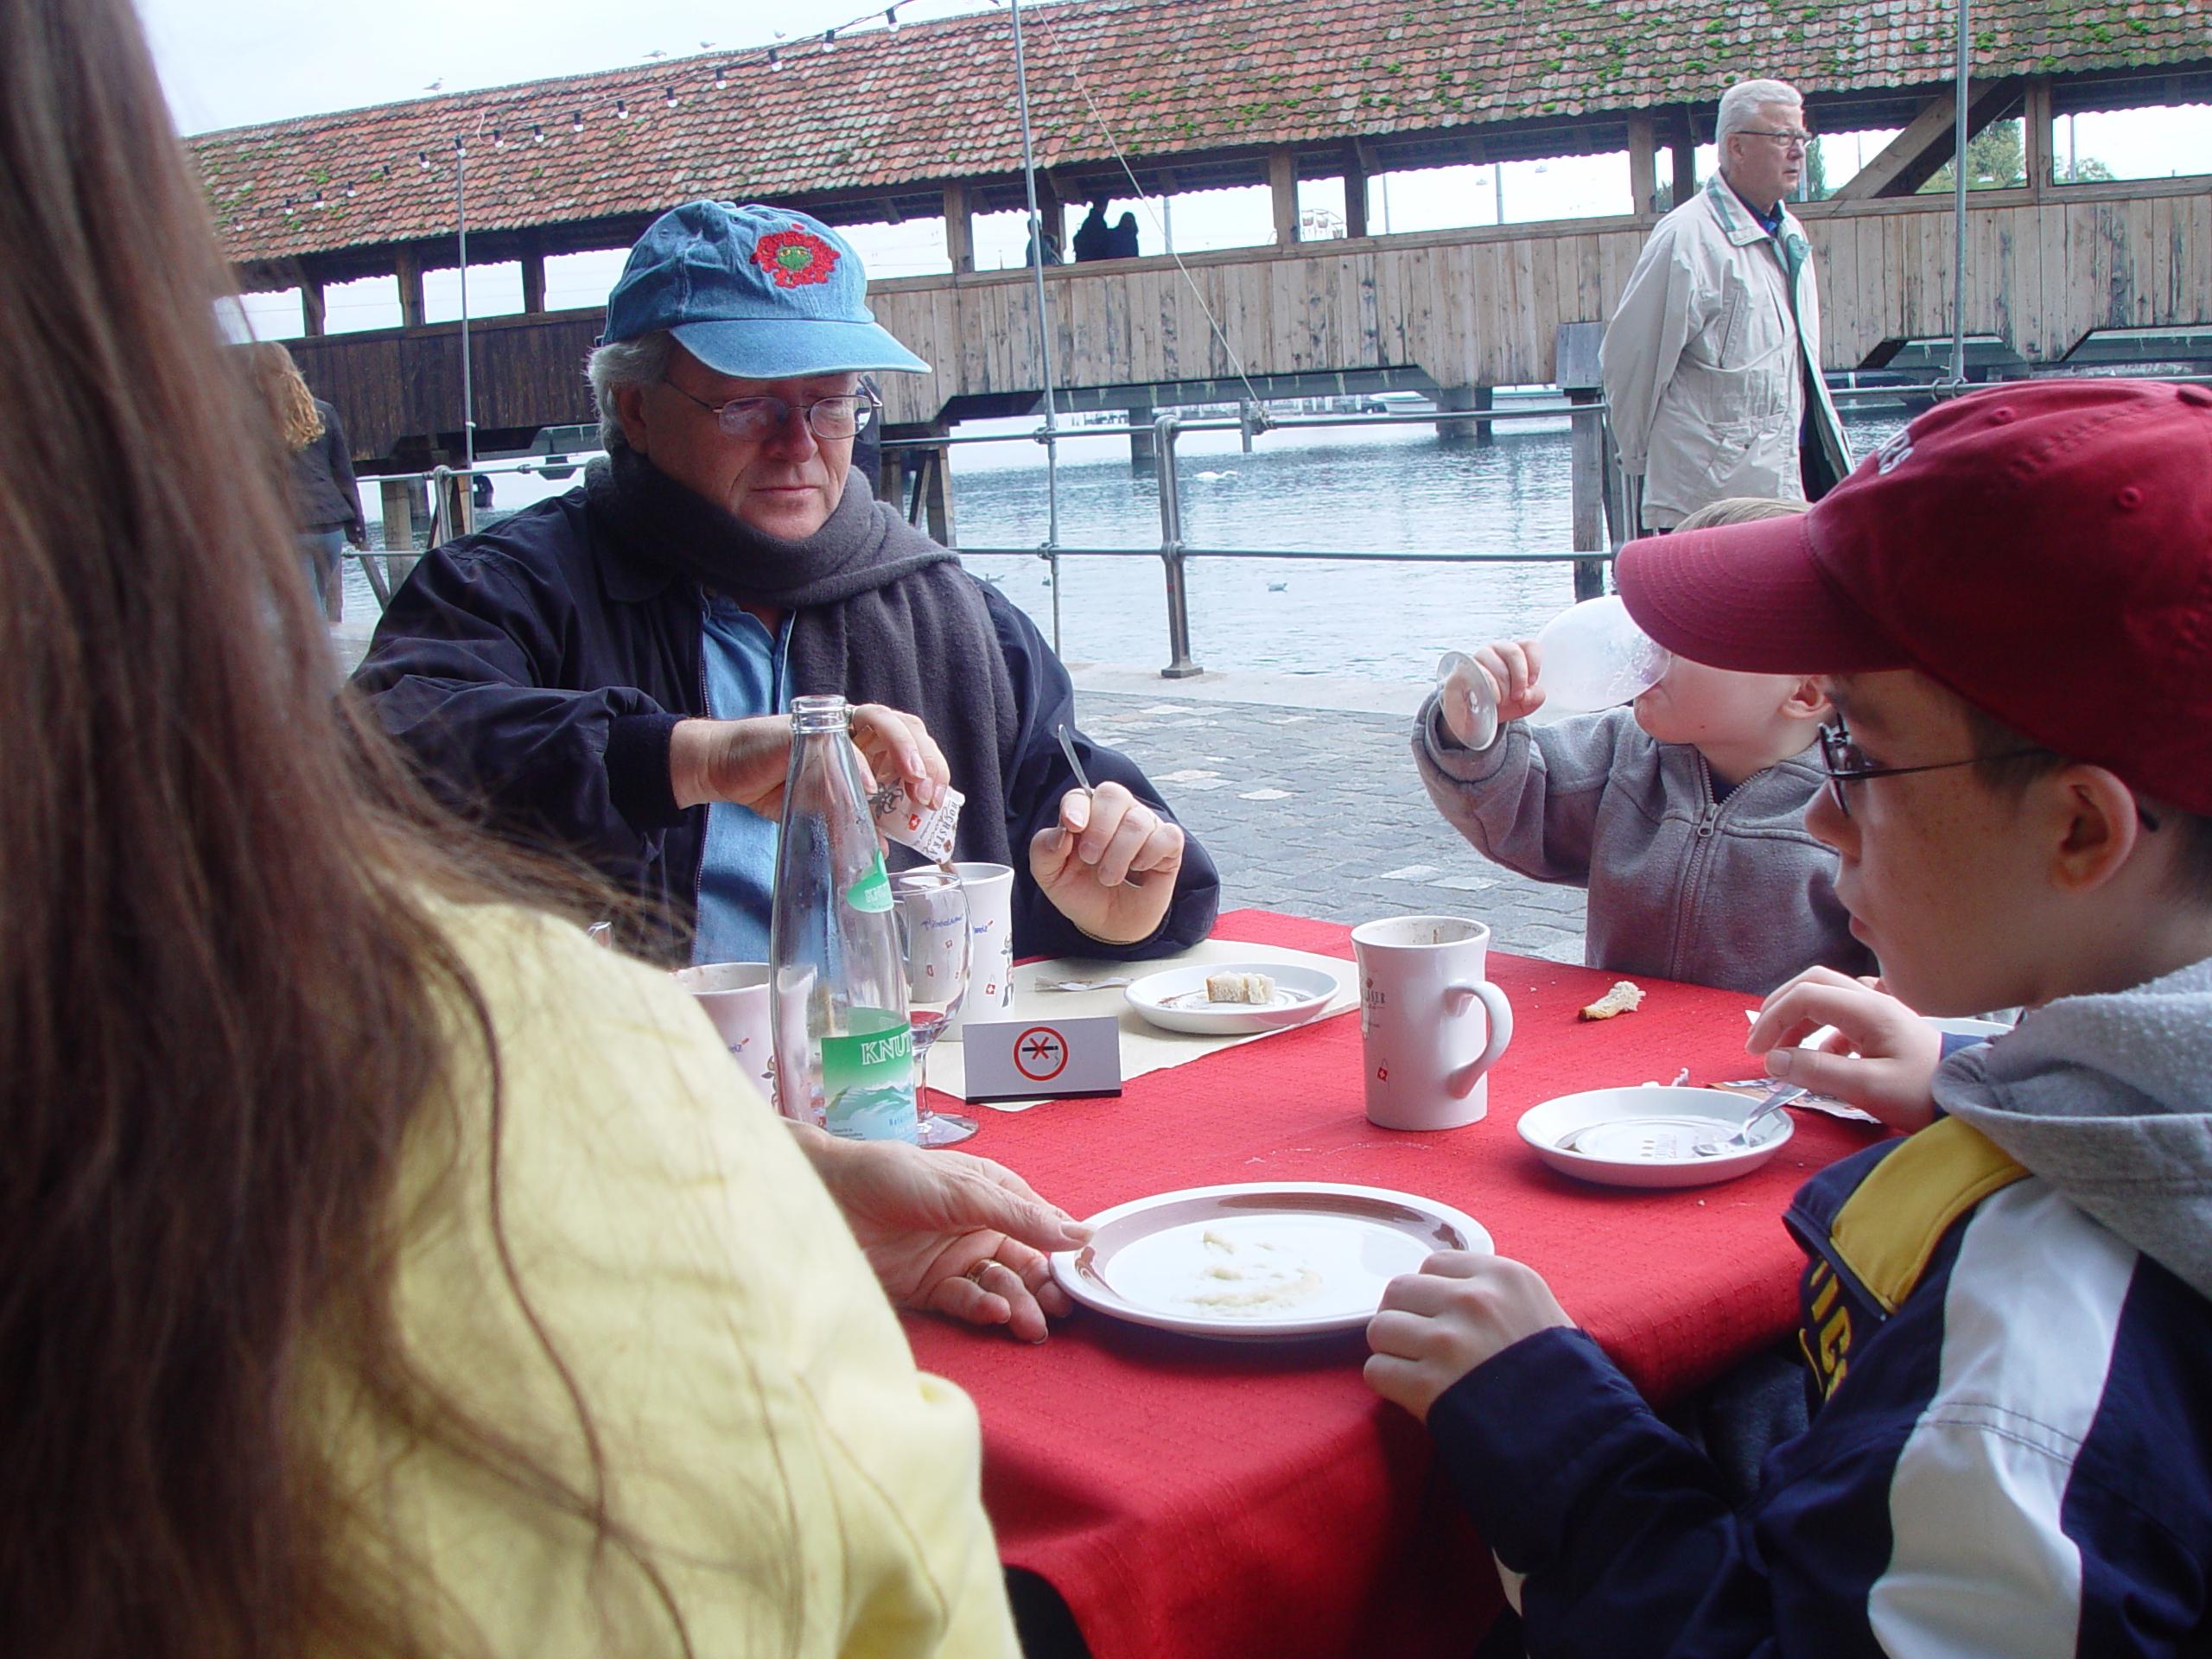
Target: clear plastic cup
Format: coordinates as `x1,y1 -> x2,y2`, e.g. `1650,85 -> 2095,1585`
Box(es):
1531,596 -> 1670,711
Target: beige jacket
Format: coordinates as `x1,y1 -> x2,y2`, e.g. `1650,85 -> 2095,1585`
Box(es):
314,900 -> 1020,1658
1601,174 -> 1851,529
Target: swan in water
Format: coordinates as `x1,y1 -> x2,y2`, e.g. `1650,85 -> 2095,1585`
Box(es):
1192,469 -> 1238,481
1267,582 -> 1289,592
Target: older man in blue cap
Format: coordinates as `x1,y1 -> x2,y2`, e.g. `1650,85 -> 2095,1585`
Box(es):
356,201 -> 1217,969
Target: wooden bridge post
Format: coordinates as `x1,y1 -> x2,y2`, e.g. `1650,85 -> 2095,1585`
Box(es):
1627,114 -> 1658,216
1128,398 -> 1157,474
520,232 -> 547,313
1434,385 -> 1487,446
944,182 -> 975,274
1268,148 -> 1299,247
300,270 -> 327,337
394,248 -> 425,328
1556,322 -> 1609,601
376,477 -> 424,597
1671,107 -> 1699,207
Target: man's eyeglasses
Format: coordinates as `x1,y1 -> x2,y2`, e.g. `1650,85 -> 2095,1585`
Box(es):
1739,128 -> 1815,153
1816,718 -> 2161,830
662,383 -> 880,442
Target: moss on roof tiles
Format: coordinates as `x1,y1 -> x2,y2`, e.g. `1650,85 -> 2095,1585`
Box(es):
195,0 -> 2208,264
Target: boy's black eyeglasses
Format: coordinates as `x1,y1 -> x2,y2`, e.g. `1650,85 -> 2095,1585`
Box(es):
1816,719 -> 2161,830
662,384 -> 880,441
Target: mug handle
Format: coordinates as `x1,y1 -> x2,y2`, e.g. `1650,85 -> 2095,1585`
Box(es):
1443,980 -> 1515,1098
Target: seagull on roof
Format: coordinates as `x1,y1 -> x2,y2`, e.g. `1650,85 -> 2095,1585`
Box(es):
699,39 -> 715,48
423,78 -> 443,91
644,48 -> 667,59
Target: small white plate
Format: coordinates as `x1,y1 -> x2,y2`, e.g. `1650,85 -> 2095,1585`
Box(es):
1516,1085 -> 1796,1189
1123,961 -> 1342,1035
1051,1181 -> 1490,1340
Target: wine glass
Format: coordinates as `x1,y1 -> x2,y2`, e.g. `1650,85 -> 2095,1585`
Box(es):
893,869 -> 975,1147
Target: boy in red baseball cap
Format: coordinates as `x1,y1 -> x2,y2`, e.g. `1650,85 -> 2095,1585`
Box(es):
1367,379 -> 2212,1656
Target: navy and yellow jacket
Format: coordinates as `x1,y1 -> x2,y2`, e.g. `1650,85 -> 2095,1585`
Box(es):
1425,957 -> 2212,1656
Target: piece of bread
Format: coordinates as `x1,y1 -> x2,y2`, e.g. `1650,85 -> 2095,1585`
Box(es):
1579,980 -> 1644,1020
1205,970 -> 1276,1004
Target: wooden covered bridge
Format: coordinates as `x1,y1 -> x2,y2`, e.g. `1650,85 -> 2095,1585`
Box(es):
195,0 -> 2212,492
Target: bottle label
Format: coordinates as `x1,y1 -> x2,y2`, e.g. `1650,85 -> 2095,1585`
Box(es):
873,782 -> 963,864
822,1009 -> 918,1141
845,851 -> 893,913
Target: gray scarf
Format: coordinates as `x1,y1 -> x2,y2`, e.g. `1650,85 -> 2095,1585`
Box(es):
587,448 -> 1020,865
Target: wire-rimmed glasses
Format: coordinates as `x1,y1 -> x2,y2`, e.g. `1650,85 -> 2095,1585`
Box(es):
661,382 -> 880,442
893,869 -> 975,1147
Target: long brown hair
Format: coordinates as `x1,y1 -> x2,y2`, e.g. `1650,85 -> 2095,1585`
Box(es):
0,1 -> 636,1652
248,340 -> 328,451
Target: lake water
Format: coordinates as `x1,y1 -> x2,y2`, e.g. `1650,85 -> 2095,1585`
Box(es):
342,405 -> 1910,683
936,406 -> 1910,682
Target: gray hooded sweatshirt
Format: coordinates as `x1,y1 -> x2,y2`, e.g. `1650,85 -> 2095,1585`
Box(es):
1414,696 -> 1872,995
1941,954 -> 2212,1300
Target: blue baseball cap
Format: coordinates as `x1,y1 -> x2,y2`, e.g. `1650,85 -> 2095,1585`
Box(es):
604,200 -> 930,378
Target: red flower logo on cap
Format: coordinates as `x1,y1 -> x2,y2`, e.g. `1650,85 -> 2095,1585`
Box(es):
753,226 -> 840,289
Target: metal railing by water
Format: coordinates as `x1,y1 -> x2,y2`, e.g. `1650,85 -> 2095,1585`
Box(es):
886,398 -> 1626,678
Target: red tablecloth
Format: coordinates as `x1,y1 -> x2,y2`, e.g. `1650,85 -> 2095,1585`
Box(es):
906,911 -> 1885,1659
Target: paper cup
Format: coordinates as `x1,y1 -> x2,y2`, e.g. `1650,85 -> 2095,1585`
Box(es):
1351,916 -> 1514,1131
672,961 -> 779,1111
944,861 -> 1014,1039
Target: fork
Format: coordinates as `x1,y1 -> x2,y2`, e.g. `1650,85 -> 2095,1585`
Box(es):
1693,1083 -> 1806,1157
1055,723 -> 1147,887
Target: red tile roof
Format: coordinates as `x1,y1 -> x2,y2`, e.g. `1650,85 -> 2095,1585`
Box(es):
193,0 -> 2210,266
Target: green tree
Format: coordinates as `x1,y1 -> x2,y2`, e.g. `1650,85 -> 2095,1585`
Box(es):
2060,155 -> 2116,183
1920,118 -> 2027,192
1803,136 -> 1829,200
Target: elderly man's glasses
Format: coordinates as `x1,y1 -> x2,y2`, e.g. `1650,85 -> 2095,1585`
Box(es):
662,382 -> 880,441
1739,128 -> 1814,153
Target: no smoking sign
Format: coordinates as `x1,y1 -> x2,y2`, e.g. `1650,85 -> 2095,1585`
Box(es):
962,1014 -> 1122,1103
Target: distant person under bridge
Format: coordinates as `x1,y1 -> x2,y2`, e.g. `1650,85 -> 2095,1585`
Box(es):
1601,77 -> 1852,531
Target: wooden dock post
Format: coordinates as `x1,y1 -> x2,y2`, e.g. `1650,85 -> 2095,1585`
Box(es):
1128,397 -> 1157,473
1556,322 -> 1609,601
376,477 -> 424,598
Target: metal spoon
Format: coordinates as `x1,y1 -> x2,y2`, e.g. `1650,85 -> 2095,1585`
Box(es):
1055,722 -> 1146,887
1693,1083 -> 1806,1157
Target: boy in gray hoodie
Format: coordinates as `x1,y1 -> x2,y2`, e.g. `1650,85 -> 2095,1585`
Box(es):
1417,498 -> 1873,995
1370,379 -> 2212,1658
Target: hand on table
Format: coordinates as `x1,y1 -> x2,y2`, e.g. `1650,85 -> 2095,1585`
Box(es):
1440,639 -> 1544,747
791,1123 -> 1092,1343
1748,966 -> 1941,1132
671,703 -> 948,817
1029,781 -> 1183,945
1364,1252 -> 1573,1422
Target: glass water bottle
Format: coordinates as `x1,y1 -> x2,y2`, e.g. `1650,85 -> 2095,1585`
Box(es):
767,695 -> 919,1142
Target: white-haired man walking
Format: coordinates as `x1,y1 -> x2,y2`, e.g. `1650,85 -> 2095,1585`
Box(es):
1602,78 -> 1852,530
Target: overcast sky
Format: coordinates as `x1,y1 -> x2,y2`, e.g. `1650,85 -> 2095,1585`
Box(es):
143,0 -> 2210,337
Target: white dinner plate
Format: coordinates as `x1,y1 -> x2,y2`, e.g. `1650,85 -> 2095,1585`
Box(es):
1122,961 -> 1343,1036
1050,1181 -> 1491,1340
1516,1085 -> 1796,1189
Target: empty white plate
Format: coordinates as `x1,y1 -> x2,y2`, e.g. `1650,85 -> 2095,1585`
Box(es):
1517,1085 -> 1796,1189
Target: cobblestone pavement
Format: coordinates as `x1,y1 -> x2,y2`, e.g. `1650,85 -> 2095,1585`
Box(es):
1073,683 -> 1591,966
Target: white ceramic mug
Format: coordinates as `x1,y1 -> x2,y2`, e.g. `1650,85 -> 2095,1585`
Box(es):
672,961 -> 779,1112
944,861 -> 1015,1039
1351,916 -> 1515,1130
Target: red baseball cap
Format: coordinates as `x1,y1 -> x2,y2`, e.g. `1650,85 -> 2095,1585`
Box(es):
1615,378 -> 2212,816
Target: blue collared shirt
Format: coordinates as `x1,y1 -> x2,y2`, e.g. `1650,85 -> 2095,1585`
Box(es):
690,594 -> 790,964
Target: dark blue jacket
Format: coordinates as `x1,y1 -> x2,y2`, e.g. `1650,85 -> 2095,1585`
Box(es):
1426,1112 -> 2212,1656
352,487 -> 1218,963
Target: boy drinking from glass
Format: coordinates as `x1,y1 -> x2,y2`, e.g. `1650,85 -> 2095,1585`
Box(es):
1418,498 -> 1872,994
1371,380 -> 2212,1657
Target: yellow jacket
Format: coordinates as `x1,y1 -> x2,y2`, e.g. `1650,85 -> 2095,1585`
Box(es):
315,900 -> 1019,1657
